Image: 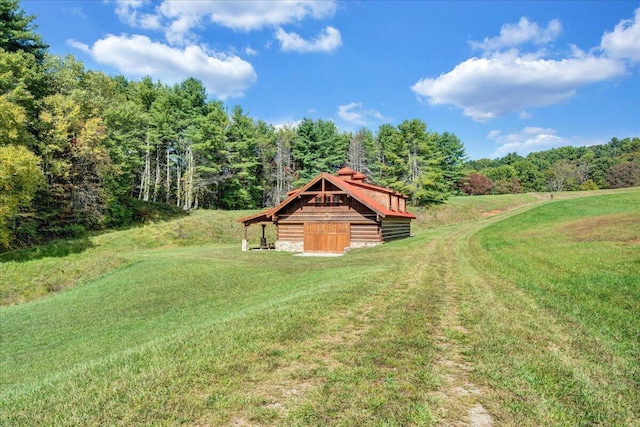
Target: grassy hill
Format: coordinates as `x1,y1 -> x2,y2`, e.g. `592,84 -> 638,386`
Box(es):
1,189 -> 638,425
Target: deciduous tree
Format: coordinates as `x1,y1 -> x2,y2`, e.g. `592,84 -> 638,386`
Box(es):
606,162 -> 640,188
547,160 -> 577,192
0,144 -> 43,247
461,172 -> 493,195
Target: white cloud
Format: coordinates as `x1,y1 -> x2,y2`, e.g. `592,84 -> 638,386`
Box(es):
164,14 -> 200,45
470,18 -> 562,52
116,1 -> 336,45
114,0 -> 161,30
159,1 -> 336,32
487,129 -> 502,139
273,119 -> 302,130
413,12 -> 640,122
275,26 -> 342,53
68,34 -> 256,99
114,0 -> 141,26
110,1 -> 341,53
67,39 -> 90,53
412,51 -> 625,121
337,102 -> 387,126
601,7 -> 640,63
244,46 -> 258,56
488,127 -> 567,157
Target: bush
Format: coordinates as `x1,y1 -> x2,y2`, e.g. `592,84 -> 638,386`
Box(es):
606,162 -> 640,188
579,179 -> 599,191
461,173 -> 493,195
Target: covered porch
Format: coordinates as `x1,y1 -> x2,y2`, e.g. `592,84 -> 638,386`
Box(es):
239,212 -> 277,251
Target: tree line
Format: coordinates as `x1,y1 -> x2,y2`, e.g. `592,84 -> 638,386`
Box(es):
463,138 -> 640,195
1,0 -> 638,250
0,0 -> 469,249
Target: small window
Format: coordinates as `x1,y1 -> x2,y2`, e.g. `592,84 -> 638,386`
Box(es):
312,194 -> 341,206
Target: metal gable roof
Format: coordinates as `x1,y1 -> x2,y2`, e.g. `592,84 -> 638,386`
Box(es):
238,171 -> 416,224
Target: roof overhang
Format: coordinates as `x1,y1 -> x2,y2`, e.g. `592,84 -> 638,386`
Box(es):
237,211 -> 274,226
237,171 -> 416,224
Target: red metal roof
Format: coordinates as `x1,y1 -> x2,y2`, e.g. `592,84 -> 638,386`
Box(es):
238,170 -> 416,224
336,166 -> 356,176
323,174 -> 416,219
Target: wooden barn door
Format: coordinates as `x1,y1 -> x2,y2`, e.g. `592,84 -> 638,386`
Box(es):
304,223 -> 350,253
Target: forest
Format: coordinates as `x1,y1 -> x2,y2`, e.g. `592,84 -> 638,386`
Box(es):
1,0 -> 639,250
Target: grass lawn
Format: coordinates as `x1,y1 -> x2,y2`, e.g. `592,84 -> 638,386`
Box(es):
464,191 -> 640,425
1,189 -> 638,425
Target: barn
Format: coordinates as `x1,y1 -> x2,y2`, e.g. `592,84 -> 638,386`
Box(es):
238,167 -> 416,254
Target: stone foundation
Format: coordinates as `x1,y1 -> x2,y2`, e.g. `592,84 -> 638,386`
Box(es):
348,241 -> 382,250
275,240 -> 304,252
275,240 -> 381,253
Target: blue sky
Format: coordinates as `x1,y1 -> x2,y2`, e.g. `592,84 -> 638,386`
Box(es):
22,1 -> 640,159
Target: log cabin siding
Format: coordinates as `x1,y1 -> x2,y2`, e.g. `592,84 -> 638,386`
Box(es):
381,218 -> 411,242
277,223 -> 304,240
350,223 -> 382,243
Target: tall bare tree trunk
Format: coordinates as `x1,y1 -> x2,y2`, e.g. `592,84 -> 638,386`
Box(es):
409,144 -> 419,186
273,136 -> 292,205
347,130 -> 366,173
139,146 -> 151,201
275,140 -> 285,202
153,146 -> 160,202
165,147 -> 171,204
183,145 -> 194,210
175,155 -> 182,207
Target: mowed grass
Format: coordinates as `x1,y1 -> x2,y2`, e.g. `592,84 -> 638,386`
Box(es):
0,210 -> 272,305
463,190 -> 640,425
1,232 -> 445,425
0,192 -> 540,306
1,188 -> 639,425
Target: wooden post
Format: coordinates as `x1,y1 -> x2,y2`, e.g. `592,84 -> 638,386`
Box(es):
242,224 -> 248,251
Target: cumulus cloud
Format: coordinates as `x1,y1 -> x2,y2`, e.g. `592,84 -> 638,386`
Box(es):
488,127 -> 567,157
412,51 -> 625,121
412,12 -> 637,122
114,0 -> 161,30
159,1 -> 336,31
601,7 -> 640,63
337,102 -> 387,126
275,26 -> 342,53
68,35 -> 256,99
469,17 -> 562,52
113,1 -> 338,46
159,1 -> 336,32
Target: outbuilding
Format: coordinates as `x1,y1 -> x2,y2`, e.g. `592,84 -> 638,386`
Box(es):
238,167 -> 416,254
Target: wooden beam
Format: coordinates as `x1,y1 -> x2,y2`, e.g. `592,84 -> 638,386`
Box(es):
299,190 -> 348,195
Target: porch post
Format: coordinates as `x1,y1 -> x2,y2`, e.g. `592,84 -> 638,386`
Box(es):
242,224 -> 248,251
260,224 -> 267,248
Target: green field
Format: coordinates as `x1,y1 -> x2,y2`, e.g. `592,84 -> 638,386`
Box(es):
1,189 -> 638,426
